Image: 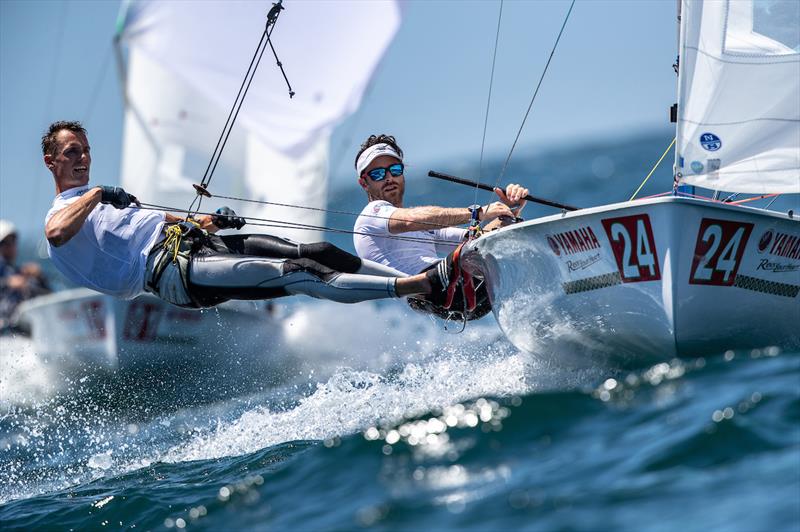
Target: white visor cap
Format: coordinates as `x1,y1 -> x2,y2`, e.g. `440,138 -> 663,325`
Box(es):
356,143 -> 402,175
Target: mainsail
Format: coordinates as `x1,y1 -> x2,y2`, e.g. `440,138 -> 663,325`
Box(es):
116,0 -> 401,241
675,0 -> 800,194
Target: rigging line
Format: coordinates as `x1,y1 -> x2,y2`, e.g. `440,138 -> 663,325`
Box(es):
199,1 -> 288,190
31,1 -> 69,221
764,195 -> 782,209
236,221 -> 462,245
328,74 -> 382,179
137,203 -> 464,246
197,30 -> 267,189
496,0 -> 576,186
210,192 -> 476,231
265,27 -> 294,98
191,4 -> 289,217
187,20 -> 272,218
42,1 -> 68,122
728,194 -> 780,205
629,137 -> 676,201
476,0 -> 504,206
203,27 -> 271,189
83,45 -> 113,126
141,200 -> 471,241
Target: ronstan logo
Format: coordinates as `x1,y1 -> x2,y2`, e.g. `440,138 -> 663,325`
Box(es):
757,259 -> 799,273
546,227 -> 601,256
567,253 -> 601,272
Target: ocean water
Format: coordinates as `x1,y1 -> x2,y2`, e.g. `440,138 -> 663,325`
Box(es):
2,132 -> 799,530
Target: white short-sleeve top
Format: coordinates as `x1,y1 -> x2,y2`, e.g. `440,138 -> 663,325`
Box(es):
46,186 -> 166,299
353,200 -> 464,275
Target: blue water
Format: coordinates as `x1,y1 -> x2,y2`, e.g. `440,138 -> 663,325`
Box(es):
2,131 -> 799,530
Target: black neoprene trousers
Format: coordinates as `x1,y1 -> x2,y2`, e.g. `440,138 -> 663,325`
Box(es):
186,234 -> 402,307
208,234 -> 362,272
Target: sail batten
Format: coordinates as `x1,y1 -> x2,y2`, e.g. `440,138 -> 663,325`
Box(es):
676,0 -> 800,194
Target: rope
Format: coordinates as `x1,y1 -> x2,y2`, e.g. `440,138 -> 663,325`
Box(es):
206,192 -> 477,231
137,203 -> 465,246
629,137 -> 676,201
728,194 -> 780,205
84,46 -> 113,125
638,189 -> 782,208
189,1 -> 289,219
476,0 -> 504,205
162,218 -> 200,262
189,26 -> 271,217
31,1 -> 69,225
496,0 -> 576,186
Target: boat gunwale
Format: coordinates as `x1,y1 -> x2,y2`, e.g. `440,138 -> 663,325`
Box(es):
485,196 -> 797,240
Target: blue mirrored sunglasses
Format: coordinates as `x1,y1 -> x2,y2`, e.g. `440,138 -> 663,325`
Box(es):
365,163 -> 404,181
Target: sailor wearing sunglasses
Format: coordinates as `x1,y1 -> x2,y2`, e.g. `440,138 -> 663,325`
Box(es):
353,134 -> 528,319
41,122 -> 459,312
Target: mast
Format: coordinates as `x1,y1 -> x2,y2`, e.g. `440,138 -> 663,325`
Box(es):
673,0 -> 692,195
670,0 -> 695,195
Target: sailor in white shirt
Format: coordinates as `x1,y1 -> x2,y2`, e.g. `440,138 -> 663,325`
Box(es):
352,134 -> 529,319
42,121 -> 452,309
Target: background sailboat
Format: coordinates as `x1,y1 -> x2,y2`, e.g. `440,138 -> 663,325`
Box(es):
13,0 -> 402,378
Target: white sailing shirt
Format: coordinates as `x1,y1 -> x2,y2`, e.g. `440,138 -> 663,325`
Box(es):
46,185 -> 166,299
354,200 -> 464,275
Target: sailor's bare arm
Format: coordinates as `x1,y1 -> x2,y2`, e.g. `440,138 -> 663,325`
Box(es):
194,215 -> 220,233
388,203 -> 513,234
45,188 -> 103,247
163,213 -> 220,233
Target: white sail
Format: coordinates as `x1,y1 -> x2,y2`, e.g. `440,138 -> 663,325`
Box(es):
117,0 -> 401,241
675,0 -> 800,194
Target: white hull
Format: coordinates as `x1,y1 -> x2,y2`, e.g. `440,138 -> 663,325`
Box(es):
465,197 -> 800,367
14,288 -> 282,372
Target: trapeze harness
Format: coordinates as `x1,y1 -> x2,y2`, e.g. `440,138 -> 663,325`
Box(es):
144,222 -> 402,308
407,244 -> 492,322
405,207 -> 494,322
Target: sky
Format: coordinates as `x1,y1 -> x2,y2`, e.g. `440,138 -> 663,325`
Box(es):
0,0 -> 678,239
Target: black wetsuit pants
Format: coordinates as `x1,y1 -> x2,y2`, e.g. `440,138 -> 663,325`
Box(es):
185,234 -> 404,307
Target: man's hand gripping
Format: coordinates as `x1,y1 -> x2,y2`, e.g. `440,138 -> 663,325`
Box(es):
99,186 -> 140,209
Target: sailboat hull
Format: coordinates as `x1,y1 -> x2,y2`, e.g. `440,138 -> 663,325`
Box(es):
464,197 -> 800,367
14,288 -> 283,372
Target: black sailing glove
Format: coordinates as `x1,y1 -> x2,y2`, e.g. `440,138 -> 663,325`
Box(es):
99,186 -> 140,209
212,206 -> 246,230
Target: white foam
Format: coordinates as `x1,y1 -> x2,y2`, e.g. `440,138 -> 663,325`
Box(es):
164,347 -> 530,463
87,450 -> 114,470
281,299 -> 504,371
1,301 -> 538,503
0,336 -> 63,409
